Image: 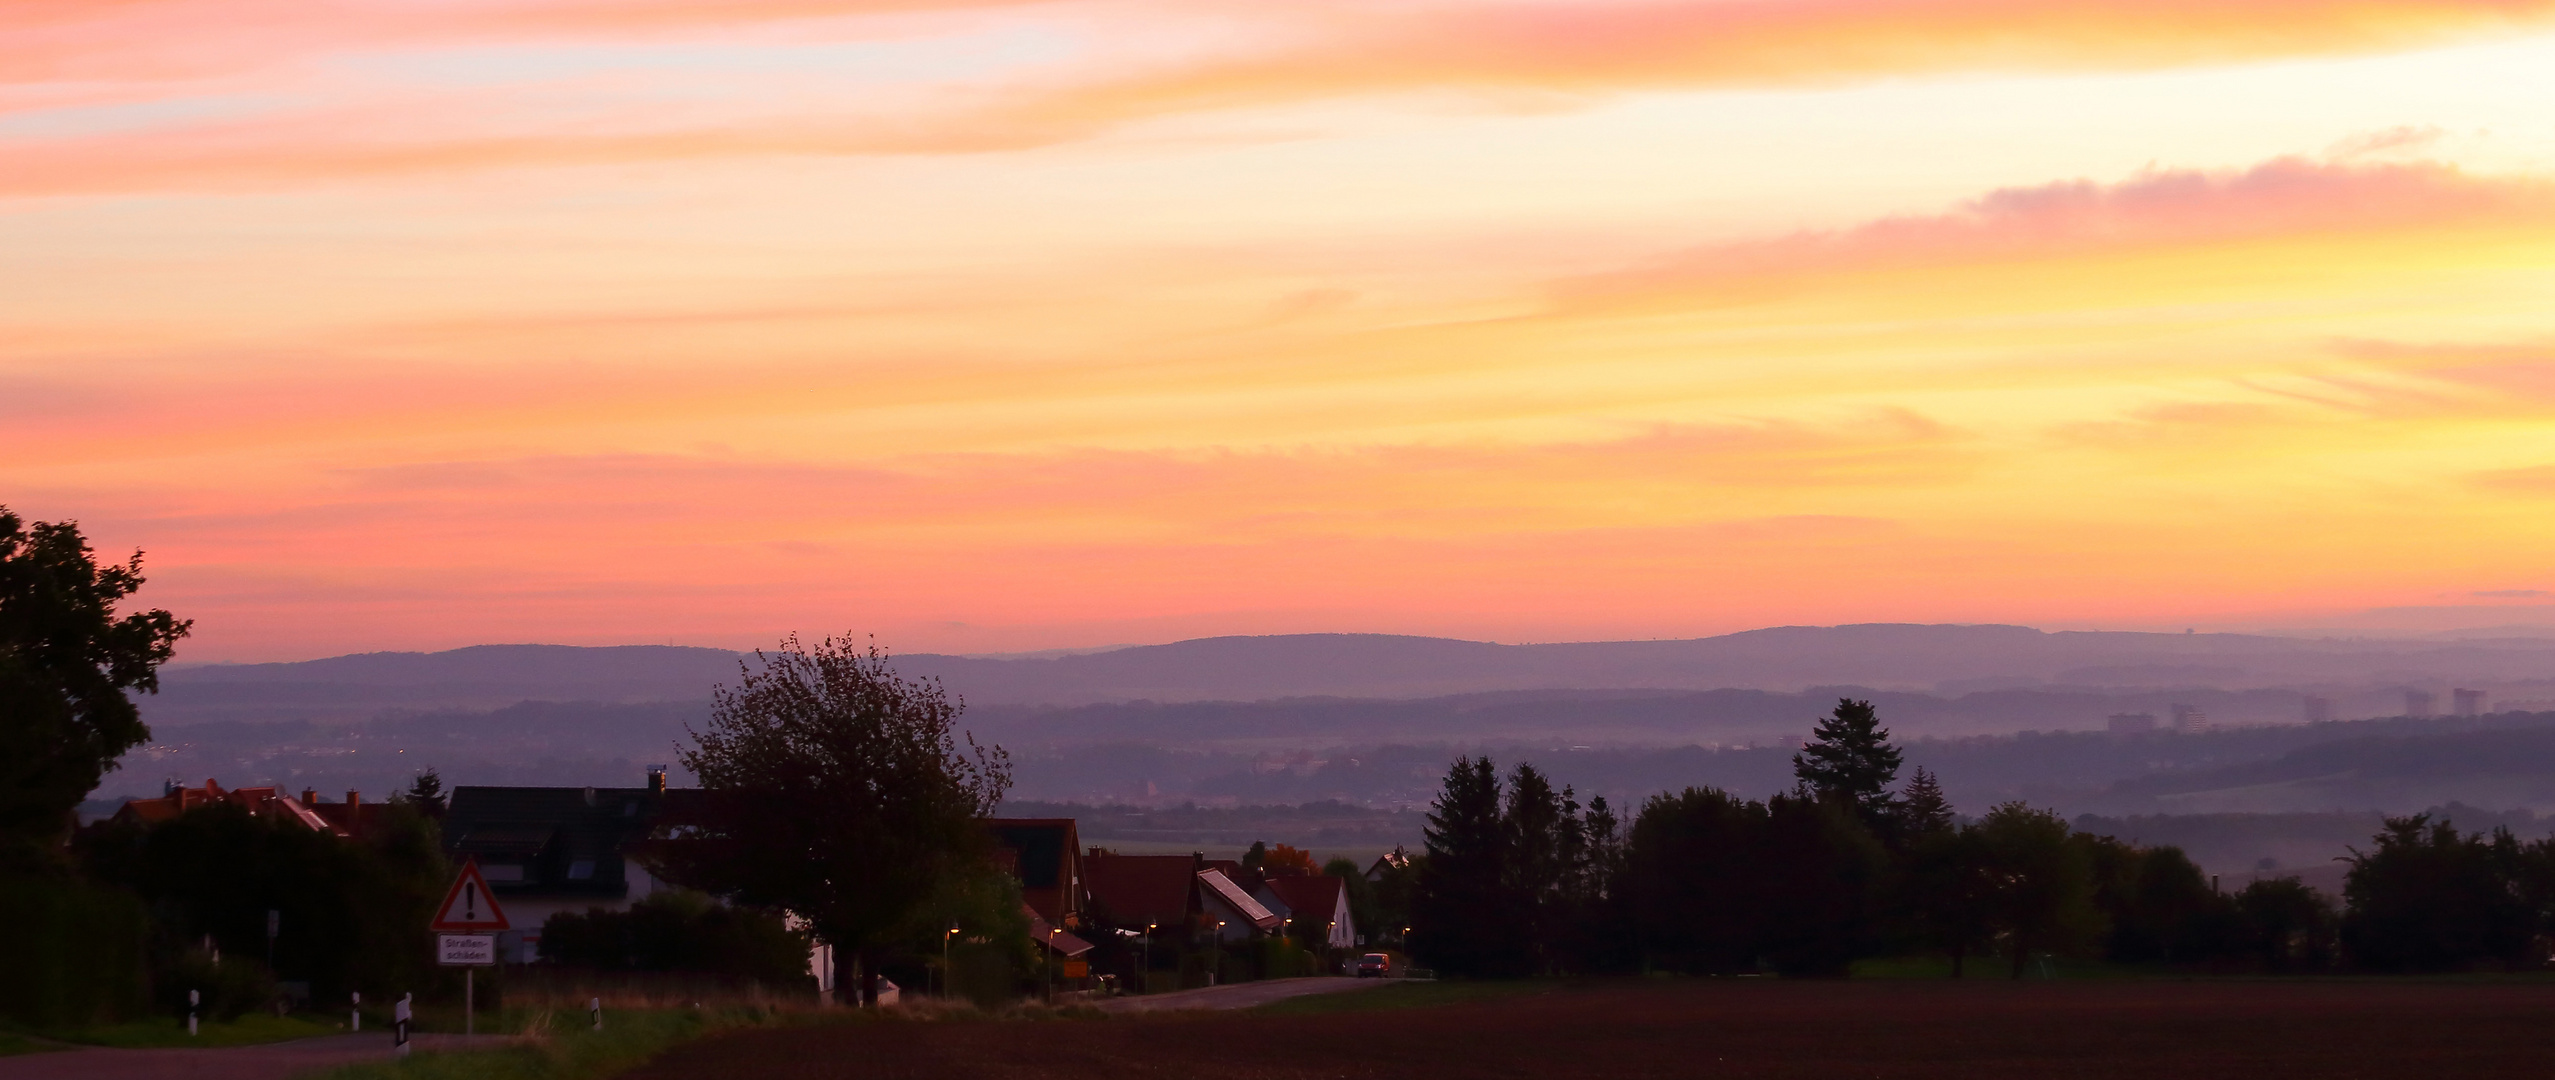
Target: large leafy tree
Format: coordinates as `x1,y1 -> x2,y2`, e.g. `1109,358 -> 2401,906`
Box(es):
1972,802 -> 2101,979
1792,698 -> 1903,829
651,635 -> 1010,1004
2340,814 -> 2534,972
0,507 -> 190,866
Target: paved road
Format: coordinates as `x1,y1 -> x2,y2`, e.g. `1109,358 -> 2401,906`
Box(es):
0,1033 -> 510,1080
1096,976 -> 1400,1014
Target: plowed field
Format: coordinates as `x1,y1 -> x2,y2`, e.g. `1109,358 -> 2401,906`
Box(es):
622,979 -> 2555,1079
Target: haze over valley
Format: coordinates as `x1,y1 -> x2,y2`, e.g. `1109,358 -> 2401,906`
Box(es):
107,622 -> 2555,885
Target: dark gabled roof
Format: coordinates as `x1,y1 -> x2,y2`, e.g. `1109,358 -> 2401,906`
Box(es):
984,819 -> 1075,890
444,785 -> 675,896
1262,875 -> 1345,922
1083,854 -> 1198,928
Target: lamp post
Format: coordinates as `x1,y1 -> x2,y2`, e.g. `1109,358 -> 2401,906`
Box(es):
1142,922 -> 1156,993
942,922 -> 959,999
1046,928 -> 1062,1004
1213,920 -> 1226,986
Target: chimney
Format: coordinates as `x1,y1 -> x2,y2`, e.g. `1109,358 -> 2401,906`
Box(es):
346,790 -> 360,812
302,788 -> 318,805
647,767 -> 667,795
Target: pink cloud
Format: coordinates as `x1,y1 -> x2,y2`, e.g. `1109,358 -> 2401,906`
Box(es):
1551,158 -> 2555,311
10,1 -> 2555,193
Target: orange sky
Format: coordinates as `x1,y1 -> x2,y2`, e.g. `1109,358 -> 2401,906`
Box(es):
10,1 -> 2555,661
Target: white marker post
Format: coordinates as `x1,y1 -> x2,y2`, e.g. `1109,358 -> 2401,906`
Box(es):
589,996 -> 602,1031
187,989 -> 198,1036
351,990 -> 361,1032
393,993 -> 411,1054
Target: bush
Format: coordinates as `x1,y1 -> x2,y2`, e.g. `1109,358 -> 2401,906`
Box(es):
947,941 -> 1017,1009
0,874 -> 147,1027
77,800 -> 448,1004
157,945 -> 281,1021
538,891 -> 809,984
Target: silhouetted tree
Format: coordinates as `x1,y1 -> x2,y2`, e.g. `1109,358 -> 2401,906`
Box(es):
1620,787 -> 1764,973
1262,843 -> 1317,877
2341,814 -> 2533,971
1,507 -> 190,867
1756,793 -> 1888,976
1412,757 -> 1519,976
1972,802 -> 2101,978
2232,877 -> 2337,972
1505,763 -> 1569,973
400,769 -> 448,819
1902,824 -> 1996,976
651,635 -> 1010,1005
78,799 -> 446,1003
1793,699 -> 1903,831
2083,838 -> 2235,966
1894,767 -> 1954,841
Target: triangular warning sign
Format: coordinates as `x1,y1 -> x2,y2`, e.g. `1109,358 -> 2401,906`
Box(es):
430,858 -> 512,932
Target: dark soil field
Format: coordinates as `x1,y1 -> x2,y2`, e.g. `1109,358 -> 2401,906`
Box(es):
621,978 -> 2555,1079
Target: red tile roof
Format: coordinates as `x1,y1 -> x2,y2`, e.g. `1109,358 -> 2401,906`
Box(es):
1262,874 -> 1345,921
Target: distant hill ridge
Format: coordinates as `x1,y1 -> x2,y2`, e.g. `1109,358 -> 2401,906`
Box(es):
145,624 -> 2555,725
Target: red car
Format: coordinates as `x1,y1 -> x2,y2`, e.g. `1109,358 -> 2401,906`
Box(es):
1355,953 -> 1392,978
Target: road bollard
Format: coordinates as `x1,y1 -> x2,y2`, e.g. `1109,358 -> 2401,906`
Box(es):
590,997 -> 603,1031
351,991 -> 362,1032
393,993 -> 412,1055
187,989 -> 198,1036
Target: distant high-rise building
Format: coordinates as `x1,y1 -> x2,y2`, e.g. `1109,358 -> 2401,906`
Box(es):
2302,696 -> 2334,724
2107,712 -> 2158,735
2453,688 -> 2486,717
2170,704 -> 2211,734
2405,690 -> 2437,718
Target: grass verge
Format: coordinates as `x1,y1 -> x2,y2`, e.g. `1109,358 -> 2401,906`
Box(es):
1250,980 -> 1556,1017
0,1032 -> 63,1057
300,1004 -> 832,1080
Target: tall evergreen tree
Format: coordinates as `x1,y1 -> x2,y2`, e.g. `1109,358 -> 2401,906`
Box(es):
1412,757 -> 1518,976
1504,763 -> 1567,974
1793,698 -> 1904,827
1895,767 -> 1954,840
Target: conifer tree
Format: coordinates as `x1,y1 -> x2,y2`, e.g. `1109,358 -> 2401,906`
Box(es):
1896,767 -> 1954,839
1792,698 -> 1904,827
1412,757 -> 1519,976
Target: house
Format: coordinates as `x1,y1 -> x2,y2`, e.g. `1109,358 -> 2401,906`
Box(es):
1083,852 -> 1204,933
983,818 -> 1085,927
441,769 -> 680,962
1365,846 -> 1410,883
1256,874 -> 1357,951
112,778 -> 349,836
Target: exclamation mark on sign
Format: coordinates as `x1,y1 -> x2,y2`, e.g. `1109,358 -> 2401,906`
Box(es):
466,883 -> 477,921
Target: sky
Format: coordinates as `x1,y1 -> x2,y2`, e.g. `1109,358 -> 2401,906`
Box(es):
10,0 -> 2555,662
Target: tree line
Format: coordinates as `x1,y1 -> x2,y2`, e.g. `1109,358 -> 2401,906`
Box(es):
1411,699 -> 2555,976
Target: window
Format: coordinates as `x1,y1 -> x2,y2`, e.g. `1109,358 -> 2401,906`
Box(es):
567,860 -> 595,880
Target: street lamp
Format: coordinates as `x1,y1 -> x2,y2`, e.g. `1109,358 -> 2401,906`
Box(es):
1213,920 -> 1226,985
1046,928 -> 1062,1004
942,922 -> 960,999
1142,922 -> 1156,993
